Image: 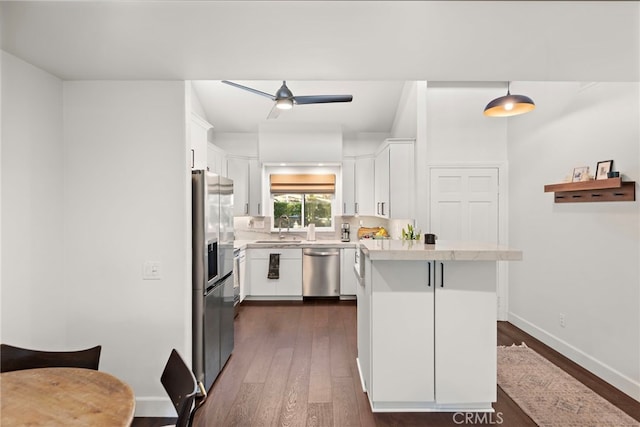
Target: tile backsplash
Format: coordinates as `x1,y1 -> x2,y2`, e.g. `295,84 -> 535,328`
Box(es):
234,215 -> 415,241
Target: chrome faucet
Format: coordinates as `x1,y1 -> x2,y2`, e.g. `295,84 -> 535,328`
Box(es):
278,215 -> 290,239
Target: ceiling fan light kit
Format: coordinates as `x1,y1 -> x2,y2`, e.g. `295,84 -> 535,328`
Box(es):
484,83 -> 535,117
276,98 -> 294,110
222,80 -> 353,118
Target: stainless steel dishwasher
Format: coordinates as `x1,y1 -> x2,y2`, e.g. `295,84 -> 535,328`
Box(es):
302,248 -> 340,297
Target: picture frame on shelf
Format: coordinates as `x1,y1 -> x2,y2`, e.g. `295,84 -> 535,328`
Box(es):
572,166 -> 589,182
595,160 -> 614,180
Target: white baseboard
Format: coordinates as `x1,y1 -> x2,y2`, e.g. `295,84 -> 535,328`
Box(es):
134,396 -> 175,417
508,312 -> 640,402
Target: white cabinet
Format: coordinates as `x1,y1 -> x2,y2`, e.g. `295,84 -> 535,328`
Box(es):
355,156 -> 375,216
359,255 -> 497,411
433,261 -> 497,404
374,147 -> 390,217
226,157 -> 262,216
340,248 -> 357,296
227,157 -> 250,216
342,155 -> 375,216
342,158 -> 356,215
247,248 -> 302,297
207,143 -> 227,177
239,248 -> 247,302
248,158 -> 263,216
357,255 -> 372,393
190,113 -> 212,170
370,260 -> 435,404
374,139 -> 414,219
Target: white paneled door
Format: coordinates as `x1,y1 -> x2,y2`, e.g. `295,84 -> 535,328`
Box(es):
429,167 -> 506,319
429,167 -> 499,244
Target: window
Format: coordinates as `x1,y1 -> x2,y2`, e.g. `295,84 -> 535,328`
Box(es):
273,194 -> 333,229
270,173 -> 336,230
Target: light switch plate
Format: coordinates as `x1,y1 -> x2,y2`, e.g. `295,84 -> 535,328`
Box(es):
143,261 -> 161,280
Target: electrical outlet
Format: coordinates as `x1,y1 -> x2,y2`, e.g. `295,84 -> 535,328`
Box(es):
559,313 -> 566,328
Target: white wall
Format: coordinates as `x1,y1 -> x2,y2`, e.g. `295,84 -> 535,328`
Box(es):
426,83 -> 508,163
259,122 -> 342,163
391,81 -> 418,139
1,51 -> 66,345
508,82 -> 640,400
343,132 -> 387,156
62,81 -> 190,415
212,132 -> 258,157
1,58 -> 193,415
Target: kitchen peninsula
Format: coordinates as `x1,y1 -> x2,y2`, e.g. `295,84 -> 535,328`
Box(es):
356,239 -> 522,412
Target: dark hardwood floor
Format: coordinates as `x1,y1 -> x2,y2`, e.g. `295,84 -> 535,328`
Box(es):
133,300 -> 640,427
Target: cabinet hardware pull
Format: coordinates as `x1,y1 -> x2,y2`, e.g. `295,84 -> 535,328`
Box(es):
191,149 -> 195,169
614,192 -> 625,196
381,202 -> 385,216
355,202 -> 359,214
591,194 -> 602,197
427,262 -> 431,287
343,202 -> 346,213
440,262 -> 444,288
245,203 -> 249,214
258,203 -> 261,215
571,195 -> 582,198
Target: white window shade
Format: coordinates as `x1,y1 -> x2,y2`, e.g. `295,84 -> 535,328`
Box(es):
270,174 -> 336,194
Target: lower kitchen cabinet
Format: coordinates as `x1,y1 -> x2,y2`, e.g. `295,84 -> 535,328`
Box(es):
247,248 -> 302,297
433,260 -> 496,404
340,247 -> 357,296
238,248 -> 247,302
360,255 -> 497,411
370,260 -> 435,404
356,255 -> 372,393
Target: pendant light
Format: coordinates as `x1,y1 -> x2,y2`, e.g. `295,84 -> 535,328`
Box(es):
483,82 -> 535,117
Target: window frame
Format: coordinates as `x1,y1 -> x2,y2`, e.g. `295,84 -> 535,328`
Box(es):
270,193 -> 336,232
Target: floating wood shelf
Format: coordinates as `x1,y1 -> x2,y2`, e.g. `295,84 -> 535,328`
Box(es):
544,178 -> 636,203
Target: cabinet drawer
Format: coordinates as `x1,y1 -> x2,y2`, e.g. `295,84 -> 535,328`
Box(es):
249,248 -> 302,260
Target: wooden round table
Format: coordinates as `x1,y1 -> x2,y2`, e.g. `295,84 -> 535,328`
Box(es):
1,367 -> 135,426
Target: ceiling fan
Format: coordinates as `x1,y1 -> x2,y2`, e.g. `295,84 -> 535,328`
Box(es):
221,80 -> 353,119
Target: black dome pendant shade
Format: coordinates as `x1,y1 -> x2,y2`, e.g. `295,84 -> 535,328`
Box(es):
484,83 -> 535,117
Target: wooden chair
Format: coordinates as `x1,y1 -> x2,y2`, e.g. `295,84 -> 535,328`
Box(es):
0,343 -> 102,373
160,349 -> 207,427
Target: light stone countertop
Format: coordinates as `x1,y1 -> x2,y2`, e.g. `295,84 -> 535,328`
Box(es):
234,239 -> 357,250
359,239 -> 523,261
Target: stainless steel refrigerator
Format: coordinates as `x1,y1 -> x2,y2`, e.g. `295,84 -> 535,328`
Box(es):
192,171 -> 235,391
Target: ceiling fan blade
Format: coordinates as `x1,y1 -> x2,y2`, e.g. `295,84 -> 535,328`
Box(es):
292,94 -> 353,105
267,103 -> 281,120
221,80 -> 275,101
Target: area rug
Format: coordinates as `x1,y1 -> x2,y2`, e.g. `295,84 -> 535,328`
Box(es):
497,343 -> 639,427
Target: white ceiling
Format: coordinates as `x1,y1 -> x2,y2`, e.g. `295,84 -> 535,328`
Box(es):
192,80 -> 406,134
2,1 -> 638,134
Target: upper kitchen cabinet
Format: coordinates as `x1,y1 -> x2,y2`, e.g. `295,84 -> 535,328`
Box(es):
248,159 -> 263,216
342,155 -> 375,216
355,156 -> 375,216
207,143 -> 227,177
342,158 -> 356,215
226,156 -> 263,216
374,139 -> 415,219
190,113 -> 212,170
227,156 -> 250,216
